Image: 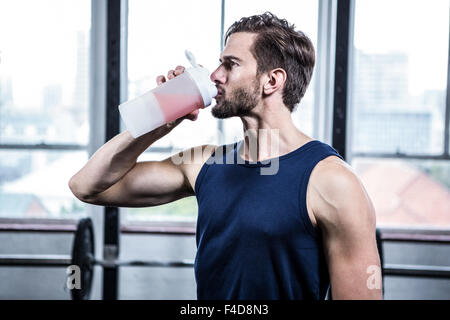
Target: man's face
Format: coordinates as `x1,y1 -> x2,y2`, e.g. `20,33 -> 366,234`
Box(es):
210,32 -> 262,119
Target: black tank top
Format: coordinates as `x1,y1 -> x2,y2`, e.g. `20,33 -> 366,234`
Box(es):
194,140 -> 343,299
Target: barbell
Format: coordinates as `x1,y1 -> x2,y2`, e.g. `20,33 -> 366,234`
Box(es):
3,219 -> 450,300
0,218 -> 194,300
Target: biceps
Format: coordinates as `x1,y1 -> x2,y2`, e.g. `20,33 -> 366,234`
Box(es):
84,160 -> 192,207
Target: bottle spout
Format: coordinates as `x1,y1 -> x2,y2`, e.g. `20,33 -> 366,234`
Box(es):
185,50 -> 199,68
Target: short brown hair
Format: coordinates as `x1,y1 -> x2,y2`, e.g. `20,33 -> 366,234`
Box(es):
224,12 -> 315,112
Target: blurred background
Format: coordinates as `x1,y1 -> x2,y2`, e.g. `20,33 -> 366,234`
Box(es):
0,0 -> 449,299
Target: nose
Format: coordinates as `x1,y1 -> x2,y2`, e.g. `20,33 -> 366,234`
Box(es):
210,65 -> 226,84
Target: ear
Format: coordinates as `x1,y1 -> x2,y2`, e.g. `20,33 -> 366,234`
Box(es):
262,68 -> 287,95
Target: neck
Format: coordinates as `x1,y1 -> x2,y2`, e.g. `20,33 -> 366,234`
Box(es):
238,101 -> 313,162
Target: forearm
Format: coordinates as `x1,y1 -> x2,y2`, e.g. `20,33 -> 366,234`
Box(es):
69,126 -> 172,198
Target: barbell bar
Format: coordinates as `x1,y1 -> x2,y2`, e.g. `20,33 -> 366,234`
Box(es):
2,218 -> 450,300
0,255 -> 72,267
0,254 -> 195,268
0,218 -> 194,300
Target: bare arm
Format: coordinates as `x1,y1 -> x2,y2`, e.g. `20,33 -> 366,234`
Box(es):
68,66 -> 209,207
310,157 -> 382,300
68,129 -> 191,207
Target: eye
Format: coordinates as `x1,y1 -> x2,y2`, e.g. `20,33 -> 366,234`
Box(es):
224,61 -> 238,70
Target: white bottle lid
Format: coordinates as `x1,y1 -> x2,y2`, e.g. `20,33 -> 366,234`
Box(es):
185,67 -> 217,108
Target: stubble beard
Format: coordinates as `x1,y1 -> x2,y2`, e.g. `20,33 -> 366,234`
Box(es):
211,79 -> 261,119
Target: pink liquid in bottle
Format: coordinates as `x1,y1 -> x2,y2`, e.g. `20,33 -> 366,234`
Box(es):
153,92 -> 204,123
119,63 -> 217,138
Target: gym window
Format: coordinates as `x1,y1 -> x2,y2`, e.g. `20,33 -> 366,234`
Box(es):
348,0 -> 450,229
0,0 -> 91,221
0,0 -> 448,234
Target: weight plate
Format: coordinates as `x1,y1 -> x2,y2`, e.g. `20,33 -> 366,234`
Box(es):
70,217 -> 95,300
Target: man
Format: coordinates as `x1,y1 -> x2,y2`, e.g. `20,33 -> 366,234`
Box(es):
69,12 -> 382,300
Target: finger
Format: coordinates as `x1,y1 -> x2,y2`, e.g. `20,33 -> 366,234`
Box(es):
174,66 -> 185,76
156,75 -> 166,86
167,69 -> 176,80
186,109 -> 200,121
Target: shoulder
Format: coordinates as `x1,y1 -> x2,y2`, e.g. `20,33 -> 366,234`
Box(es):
172,144 -> 218,192
310,156 -> 360,201
308,155 -> 375,227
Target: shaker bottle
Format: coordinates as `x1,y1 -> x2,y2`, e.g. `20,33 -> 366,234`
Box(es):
118,50 -> 217,138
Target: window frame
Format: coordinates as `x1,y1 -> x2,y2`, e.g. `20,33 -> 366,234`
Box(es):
0,0 -> 106,237
0,0 -> 92,226
118,0 -> 224,231
345,0 -> 450,163
341,0 -> 450,230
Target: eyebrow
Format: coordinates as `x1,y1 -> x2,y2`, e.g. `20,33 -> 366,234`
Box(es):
219,55 -> 242,63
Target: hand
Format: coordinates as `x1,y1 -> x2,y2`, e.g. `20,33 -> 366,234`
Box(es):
156,65 -> 200,128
